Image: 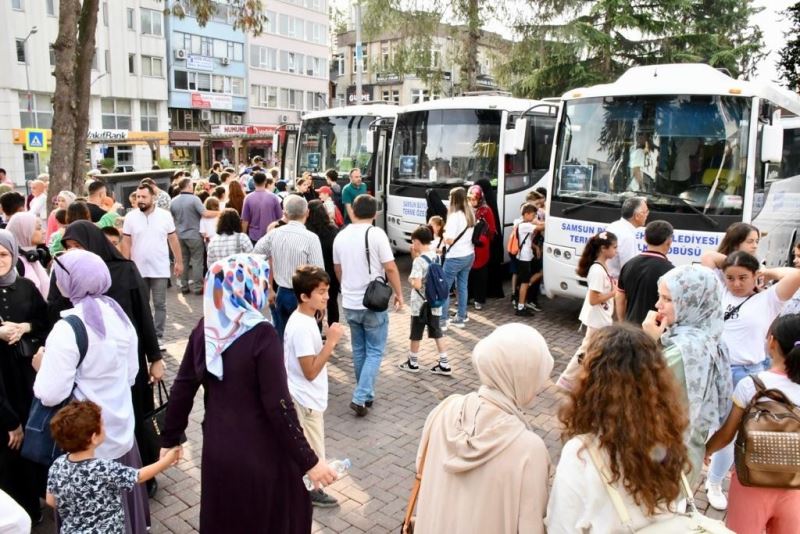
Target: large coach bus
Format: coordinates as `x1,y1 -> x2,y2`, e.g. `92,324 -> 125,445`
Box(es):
385,95 -> 557,252
542,63 -> 800,299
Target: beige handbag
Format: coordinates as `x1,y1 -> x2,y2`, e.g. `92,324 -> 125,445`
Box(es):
584,439 -> 734,533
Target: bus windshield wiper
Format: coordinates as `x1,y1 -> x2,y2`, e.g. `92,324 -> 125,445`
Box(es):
637,191 -> 719,229
562,195 -> 619,215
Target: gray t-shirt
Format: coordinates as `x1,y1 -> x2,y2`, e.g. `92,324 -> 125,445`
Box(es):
169,192 -> 204,240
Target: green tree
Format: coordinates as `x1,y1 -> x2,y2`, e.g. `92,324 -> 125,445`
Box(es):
498,0 -> 764,98
48,0 -> 266,199
778,1 -> 800,90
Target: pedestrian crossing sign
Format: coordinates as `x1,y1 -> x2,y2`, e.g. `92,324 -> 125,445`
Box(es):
25,129 -> 48,152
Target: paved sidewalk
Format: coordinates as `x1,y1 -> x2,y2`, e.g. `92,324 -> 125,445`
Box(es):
35,255 -> 726,533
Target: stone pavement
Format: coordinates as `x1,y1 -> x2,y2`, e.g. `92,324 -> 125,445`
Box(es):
35,255 -> 726,533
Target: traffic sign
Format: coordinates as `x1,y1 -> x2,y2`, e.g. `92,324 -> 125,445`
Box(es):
24,129 -> 48,152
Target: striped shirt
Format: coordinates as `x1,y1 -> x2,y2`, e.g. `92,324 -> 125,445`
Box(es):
206,232 -> 253,268
253,221 -> 324,288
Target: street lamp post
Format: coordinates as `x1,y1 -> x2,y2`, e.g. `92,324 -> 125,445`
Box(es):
22,26 -> 38,113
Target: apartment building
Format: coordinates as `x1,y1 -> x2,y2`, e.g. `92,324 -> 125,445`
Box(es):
0,0 -> 170,183
333,26 -> 510,107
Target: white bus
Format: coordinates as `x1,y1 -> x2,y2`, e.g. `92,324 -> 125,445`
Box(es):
295,104 -> 398,227
543,63 -> 800,299
386,95 -> 557,252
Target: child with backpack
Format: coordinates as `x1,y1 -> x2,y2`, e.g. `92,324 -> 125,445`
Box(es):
399,225 -> 450,376
705,313 -> 800,534
509,203 -> 539,317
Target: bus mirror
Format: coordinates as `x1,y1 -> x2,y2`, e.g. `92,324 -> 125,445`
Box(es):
272,132 -> 279,150
365,130 -> 375,153
513,117 -> 528,152
761,123 -> 783,163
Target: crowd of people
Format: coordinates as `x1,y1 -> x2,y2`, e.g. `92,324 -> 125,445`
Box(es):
1,159 -> 800,534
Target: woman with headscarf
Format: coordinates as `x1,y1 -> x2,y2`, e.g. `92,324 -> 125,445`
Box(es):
642,264 -> 731,485
467,185 -> 497,310
159,255 -> 337,532
47,220 -> 164,495
0,230 -> 48,523
6,212 -> 49,298
474,178 -> 505,299
46,191 -> 76,242
412,323 -> 553,533
32,249 -> 148,532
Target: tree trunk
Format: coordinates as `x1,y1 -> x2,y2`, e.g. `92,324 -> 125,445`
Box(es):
71,0 -> 100,185
462,0 -> 480,92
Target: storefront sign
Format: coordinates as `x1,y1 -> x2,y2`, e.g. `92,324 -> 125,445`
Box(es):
210,125 -> 278,136
191,93 -> 233,110
24,129 -> 48,152
346,84 -> 374,105
87,129 -> 128,141
187,55 -> 214,71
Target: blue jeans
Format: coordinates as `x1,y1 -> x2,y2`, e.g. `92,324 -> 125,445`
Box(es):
344,308 -> 389,406
273,287 -> 298,339
708,358 -> 771,484
440,254 -> 474,325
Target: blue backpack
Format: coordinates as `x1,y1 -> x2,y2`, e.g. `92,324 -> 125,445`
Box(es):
420,255 -> 448,308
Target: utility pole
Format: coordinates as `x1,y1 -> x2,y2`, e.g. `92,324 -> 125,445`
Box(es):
354,2 -> 363,103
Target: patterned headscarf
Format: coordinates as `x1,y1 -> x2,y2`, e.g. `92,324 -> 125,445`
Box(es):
468,185 -> 486,207
203,254 -> 270,380
659,264 -> 731,435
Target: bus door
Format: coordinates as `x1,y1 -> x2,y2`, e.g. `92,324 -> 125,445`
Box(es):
280,127 -> 298,181
369,118 -> 392,230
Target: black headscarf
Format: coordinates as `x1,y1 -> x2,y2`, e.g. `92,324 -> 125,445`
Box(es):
62,220 -> 127,263
474,179 -> 505,298
425,188 -> 448,221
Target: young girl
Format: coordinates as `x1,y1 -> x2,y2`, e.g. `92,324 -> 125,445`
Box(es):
782,242 -> 800,316
556,231 -> 618,390
200,196 -> 220,243
705,314 -> 800,533
428,215 -> 445,257
46,400 -> 179,534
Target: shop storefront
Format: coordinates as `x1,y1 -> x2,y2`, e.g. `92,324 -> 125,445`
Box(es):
197,125 -> 278,172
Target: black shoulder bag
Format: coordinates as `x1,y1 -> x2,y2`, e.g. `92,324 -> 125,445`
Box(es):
362,227 -> 393,312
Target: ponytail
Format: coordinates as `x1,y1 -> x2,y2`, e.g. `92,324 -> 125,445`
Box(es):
769,314 -> 800,384
576,231 -> 617,278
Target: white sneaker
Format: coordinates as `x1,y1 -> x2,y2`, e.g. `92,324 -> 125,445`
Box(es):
705,480 -> 728,511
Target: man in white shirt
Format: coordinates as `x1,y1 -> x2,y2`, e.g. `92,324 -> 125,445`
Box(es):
605,197 -> 648,279
333,194 -> 403,416
121,183 -> 183,349
27,179 -> 48,225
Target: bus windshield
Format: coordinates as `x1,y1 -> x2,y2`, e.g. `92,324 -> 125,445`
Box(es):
391,109 -> 501,186
297,115 -> 374,176
553,95 -> 751,215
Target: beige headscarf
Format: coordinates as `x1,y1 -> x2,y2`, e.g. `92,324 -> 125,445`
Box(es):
442,323 -> 554,473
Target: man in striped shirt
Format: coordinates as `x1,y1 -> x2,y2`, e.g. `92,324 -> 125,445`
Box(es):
254,194 -> 324,337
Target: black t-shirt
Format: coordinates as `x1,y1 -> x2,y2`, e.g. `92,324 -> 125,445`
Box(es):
209,172 -> 221,185
87,202 -> 106,223
617,251 -> 674,325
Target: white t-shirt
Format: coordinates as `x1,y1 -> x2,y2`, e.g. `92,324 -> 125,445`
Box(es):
443,210 -> 474,259
29,194 -> 48,223
721,284 -> 785,365
283,311 -> 327,412
579,263 -> 614,329
516,221 -> 536,262
332,223 -> 395,310
605,217 -> 637,279
122,207 -> 176,278
733,370 -> 800,409
199,217 -> 218,240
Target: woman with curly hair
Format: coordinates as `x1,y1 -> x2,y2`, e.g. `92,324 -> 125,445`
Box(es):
226,180 -> 245,215
546,324 -> 690,532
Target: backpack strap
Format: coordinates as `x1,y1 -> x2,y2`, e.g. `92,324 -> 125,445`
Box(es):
748,374 -> 796,408
364,226 -> 373,276
62,314 -> 89,367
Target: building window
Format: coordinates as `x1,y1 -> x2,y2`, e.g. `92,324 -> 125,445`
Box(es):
19,93 -> 53,129
173,71 -> 244,96
46,0 -> 55,16
352,46 -> 367,73
141,101 -> 159,131
16,39 -> 26,63
102,2 -> 108,26
392,90 -> 400,103
431,47 -> 441,68
49,44 -> 56,66
250,84 -> 278,108
411,89 -> 430,104
381,42 -> 390,69
12,0 -> 23,10
306,92 -> 324,111
141,56 -> 163,77
265,10 -> 276,33
115,145 -> 133,167
127,8 -> 135,29
250,45 -> 276,70
128,54 -> 136,74
174,70 -> 188,90
335,54 -> 344,76
140,8 -> 163,36
104,50 -> 111,73
101,98 -> 132,129
335,94 -> 345,107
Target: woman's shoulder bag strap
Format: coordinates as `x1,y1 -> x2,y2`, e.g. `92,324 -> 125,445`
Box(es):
61,314 -> 89,367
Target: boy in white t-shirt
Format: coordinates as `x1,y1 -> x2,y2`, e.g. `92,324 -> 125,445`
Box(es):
284,265 -> 344,508
514,203 -> 539,317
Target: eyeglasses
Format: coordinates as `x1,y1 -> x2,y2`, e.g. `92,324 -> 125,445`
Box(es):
53,255 -> 70,274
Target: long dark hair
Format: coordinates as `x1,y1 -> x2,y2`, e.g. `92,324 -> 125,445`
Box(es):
576,231 -> 617,278
722,250 -> 760,274
769,314 -> 800,383
305,199 -> 336,236
718,223 -> 759,255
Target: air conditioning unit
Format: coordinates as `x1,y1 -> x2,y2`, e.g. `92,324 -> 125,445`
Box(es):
200,110 -> 212,122
174,49 -> 187,60
221,57 -> 230,66
279,114 -> 289,123
231,115 -> 242,124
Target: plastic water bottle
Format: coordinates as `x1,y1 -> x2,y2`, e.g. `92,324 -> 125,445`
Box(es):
303,458 -> 351,490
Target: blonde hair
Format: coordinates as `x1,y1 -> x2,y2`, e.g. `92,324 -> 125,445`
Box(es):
448,187 -> 475,227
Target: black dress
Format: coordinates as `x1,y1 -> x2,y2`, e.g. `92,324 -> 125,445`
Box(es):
162,321 -> 318,533
0,277 -> 49,519
314,224 -> 340,324
48,221 -> 163,464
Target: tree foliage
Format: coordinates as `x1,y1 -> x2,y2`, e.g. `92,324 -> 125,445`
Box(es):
497,0 -> 764,99
778,1 -> 800,90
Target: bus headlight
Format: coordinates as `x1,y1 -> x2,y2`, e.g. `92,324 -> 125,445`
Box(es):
554,249 -> 562,258
563,251 -> 572,260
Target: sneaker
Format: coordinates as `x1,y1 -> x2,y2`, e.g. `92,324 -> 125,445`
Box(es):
365,400 -> 374,408
180,286 -> 190,295
474,302 -> 483,310
430,364 -> 452,376
511,299 -> 517,309
450,318 -> 467,329
440,321 -> 449,332
310,489 -> 339,508
349,402 -> 368,417
515,308 -> 534,317
526,302 -> 542,312
398,360 -> 420,373
158,340 -> 166,351
193,288 -> 204,295
448,309 -> 469,322
705,480 -> 728,511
